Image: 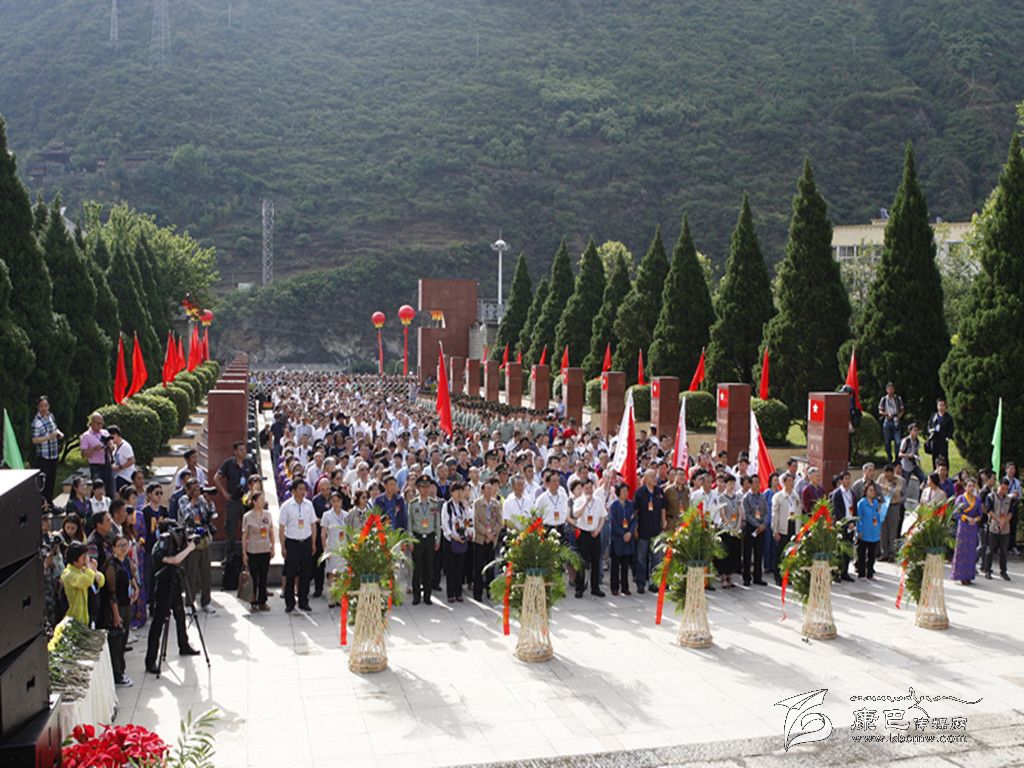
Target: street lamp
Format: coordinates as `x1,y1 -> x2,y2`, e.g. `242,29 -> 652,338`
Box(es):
491,236 -> 509,310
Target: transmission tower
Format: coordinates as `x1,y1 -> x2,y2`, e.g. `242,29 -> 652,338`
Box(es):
109,0 -> 119,48
150,0 -> 170,68
262,199 -> 274,285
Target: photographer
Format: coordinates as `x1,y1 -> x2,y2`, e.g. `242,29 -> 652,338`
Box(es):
80,412 -> 114,497
178,480 -> 217,614
144,521 -> 202,674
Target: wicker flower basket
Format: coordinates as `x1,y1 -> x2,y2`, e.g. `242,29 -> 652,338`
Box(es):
515,572 -> 553,663
349,577 -> 388,673
677,562 -> 713,648
801,555 -> 837,640
915,550 -> 949,630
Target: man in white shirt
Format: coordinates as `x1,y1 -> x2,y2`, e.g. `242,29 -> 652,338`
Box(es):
109,426 -> 136,492
278,479 -> 316,613
535,470 -> 570,533
770,473 -> 802,585
523,464 -> 542,501
571,478 -> 606,598
305,451 -> 326,489
503,475 -> 533,523
175,449 -> 207,490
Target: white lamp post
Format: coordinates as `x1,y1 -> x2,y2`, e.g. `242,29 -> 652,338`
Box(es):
491,237 -> 509,311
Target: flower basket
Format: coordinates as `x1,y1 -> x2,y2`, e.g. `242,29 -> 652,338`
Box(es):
62,709 -> 219,768
896,503 -> 955,630
488,515 -> 582,661
651,507 -> 725,646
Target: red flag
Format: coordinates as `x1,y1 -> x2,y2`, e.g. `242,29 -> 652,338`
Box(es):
846,348 -> 861,410
637,349 -> 646,386
202,328 -> 210,363
188,326 -> 200,372
749,409 -> 775,492
176,336 -> 185,374
809,398 -> 826,422
602,343 -> 612,373
499,343 -> 509,370
611,392 -> 638,496
539,345 -> 548,366
672,396 -> 689,471
113,335 -> 127,404
560,345 -> 569,374
436,344 -> 453,437
161,332 -> 175,387
759,347 -> 770,401
127,331 -> 148,397
688,348 -> 706,391
516,349 -> 522,364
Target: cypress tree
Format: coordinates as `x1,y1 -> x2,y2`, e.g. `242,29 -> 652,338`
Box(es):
855,143 -> 949,420
86,253 -> 121,355
705,195 -> 775,385
940,133 -> 1024,468
527,239 -> 574,365
759,160 -> 851,415
612,226 -> 670,383
43,198 -> 112,427
134,236 -> 169,360
107,243 -> 160,377
0,260 -> 35,440
555,238 -> 606,365
0,118 -> 76,428
582,249 -> 631,379
33,199 -> 49,236
92,235 -> 112,270
492,252 -> 532,359
648,215 -> 714,379
520,277 -> 548,360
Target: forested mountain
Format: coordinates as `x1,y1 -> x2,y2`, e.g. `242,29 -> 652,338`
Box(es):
3,0 -> 1022,361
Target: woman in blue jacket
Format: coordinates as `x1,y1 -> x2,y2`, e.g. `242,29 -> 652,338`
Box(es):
608,483 -> 637,596
855,482 -> 888,579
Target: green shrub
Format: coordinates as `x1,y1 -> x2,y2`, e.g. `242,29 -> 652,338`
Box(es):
156,384 -> 194,424
175,371 -> 204,405
853,414 -> 883,462
586,377 -> 602,412
97,402 -> 161,467
682,390 -> 715,429
131,392 -> 178,444
202,360 -> 221,380
752,397 -> 790,445
192,365 -> 213,391
628,384 -> 650,421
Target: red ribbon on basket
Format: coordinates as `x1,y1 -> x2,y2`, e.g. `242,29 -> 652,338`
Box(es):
780,502 -> 832,621
387,578 -> 393,611
340,594 -> 349,646
655,546 -> 672,625
502,563 -> 513,635
895,500 -> 950,609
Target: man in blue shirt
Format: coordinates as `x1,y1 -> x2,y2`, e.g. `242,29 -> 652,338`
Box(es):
633,469 -> 665,593
373,476 -> 408,530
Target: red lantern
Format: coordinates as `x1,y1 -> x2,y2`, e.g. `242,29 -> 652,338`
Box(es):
371,311 -> 386,329
397,305 -> 415,377
200,309 -> 215,327
371,312 -> 386,374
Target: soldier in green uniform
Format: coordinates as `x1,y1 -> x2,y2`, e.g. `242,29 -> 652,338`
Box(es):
408,475 -> 442,605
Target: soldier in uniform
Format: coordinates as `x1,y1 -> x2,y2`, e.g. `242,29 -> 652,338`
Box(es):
408,475 -> 441,605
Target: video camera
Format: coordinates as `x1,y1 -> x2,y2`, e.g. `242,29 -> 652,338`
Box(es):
157,519 -> 205,556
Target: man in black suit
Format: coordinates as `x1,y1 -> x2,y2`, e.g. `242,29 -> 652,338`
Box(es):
829,471 -> 856,583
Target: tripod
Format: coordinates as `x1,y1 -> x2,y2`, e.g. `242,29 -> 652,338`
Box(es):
155,563 -> 211,678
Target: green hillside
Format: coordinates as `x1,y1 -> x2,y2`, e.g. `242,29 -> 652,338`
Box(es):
2,0 -> 1022,361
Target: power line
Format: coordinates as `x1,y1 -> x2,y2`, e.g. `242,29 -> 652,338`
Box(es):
109,0 -> 119,48
262,198 -> 274,286
150,0 -> 170,68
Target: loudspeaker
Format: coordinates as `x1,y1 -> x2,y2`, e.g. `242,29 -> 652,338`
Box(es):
0,470 -> 42,572
0,695 -> 61,768
0,637 -> 48,741
0,556 -> 44,660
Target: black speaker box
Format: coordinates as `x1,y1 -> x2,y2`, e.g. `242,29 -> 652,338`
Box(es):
0,471 -> 42,572
0,636 -> 48,742
0,556 -> 44,661
0,694 -> 61,768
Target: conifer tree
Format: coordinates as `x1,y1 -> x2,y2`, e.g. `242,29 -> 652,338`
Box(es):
855,143 -> 949,420
527,240 -> 574,365
648,215 -> 714,379
492,252 -> 532,359
137,234 -> 170,338
33,199 -> 48,236
86,254 -> 121,355
107,243 -> 160,377
759,161 -> 851,415
941,133 -> 1024,468
0,260 -> 34,439
705,195 -> 775,385
555,238 -> 605,364
92,235 -> 112,270
43,198 -> 112,427
0,118 -> 76,429
582,250 -> 631,379
520,277 -> 548,360
612,226 -> 670,383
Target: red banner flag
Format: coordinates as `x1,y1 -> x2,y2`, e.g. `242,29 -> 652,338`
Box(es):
539,345 -> 548,366
500,343 -> 509,370
161,332 -> 175,387
560,345 -> 569,374
846,348 -> 861,410
688,348 -> 706,391
127,331 -> 148,397
637,349 -> 646,386
176,336 -> 185,374
611,392 -> 638,496
188,326 -> 200,372
202,328 -> 210,363
602,343 -> 612,373
516,349 -> 522,364
759,347 -> 770,401
113,335 -> 127,404
436,343 -> 453,437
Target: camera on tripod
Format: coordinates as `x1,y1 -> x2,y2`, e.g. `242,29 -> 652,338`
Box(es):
158,520 -> 204,556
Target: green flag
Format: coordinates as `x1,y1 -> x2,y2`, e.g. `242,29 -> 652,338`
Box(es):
991,397 -> 1003,476
2,409 -> 24,470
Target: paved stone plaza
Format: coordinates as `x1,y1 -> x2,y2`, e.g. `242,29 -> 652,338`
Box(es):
112,553 -> 1024,768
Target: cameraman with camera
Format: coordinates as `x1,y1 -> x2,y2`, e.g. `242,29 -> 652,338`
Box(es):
144,520 -> 202,675
177,480 -> 217,614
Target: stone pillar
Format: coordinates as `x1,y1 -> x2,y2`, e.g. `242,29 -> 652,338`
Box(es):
532,365 -> 550,413
505,362 -> 523,407
448,356 -> 465,395
807,392 -> 851,492
650,376 -> 680,440
715,383 -> 751,465
206,388 -> 247,543
563,368 -> 584,424
465,359 -> 481,398
600,372 -> 625,436
484,360 -> 500,402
